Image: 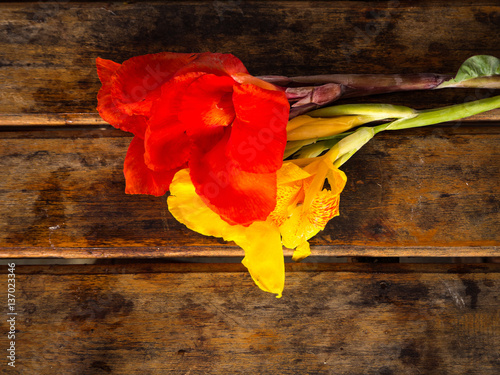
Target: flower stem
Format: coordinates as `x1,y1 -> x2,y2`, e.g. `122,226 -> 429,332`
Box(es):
307,103 -> 416,119
332,127 -> 375,168
259,73 -> 449,91
373,95 -> 500,134
288,95 -> 500,166
260,73 -> 451,119
285,104 -> 415,158
437,75 -> 500,89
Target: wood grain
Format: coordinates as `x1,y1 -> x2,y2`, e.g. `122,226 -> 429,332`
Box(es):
1,3 -> 499,374
0,1 -> 499,121
1,125 -> 498,258
0,1 -> 499,257
0,262 -> 499,374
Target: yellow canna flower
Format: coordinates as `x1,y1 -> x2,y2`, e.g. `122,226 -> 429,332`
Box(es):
270,149 -> 347,261
167,160 -> 346,297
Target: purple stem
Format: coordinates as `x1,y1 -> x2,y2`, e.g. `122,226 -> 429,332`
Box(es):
258,73 -> 452,118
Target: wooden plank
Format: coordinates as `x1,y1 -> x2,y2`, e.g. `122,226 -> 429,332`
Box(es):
1,125 -> 498,258
0,109 -> 498,127
1,262 -> 499,374
0,114 -> 107,127
0,1 -> 499,258
0,1 -> 499,122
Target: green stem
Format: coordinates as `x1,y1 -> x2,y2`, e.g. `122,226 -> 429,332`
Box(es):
285,104 -> 415,158
286,95 -> 500,167
307,103 -> 416,119
437,75 -> 500,89
333,127 -> 375,168
373,95 -> 500,134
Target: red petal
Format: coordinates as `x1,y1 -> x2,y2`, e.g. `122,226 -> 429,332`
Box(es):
111,52 -> 200,117
96,57 -> 149,138
97,86 -> 148,138
144,120 -> 191,171
190,125 -> 227,156
226,83 -> 289,173
149,72 -> 205,122
189,130 -> 277,226
124,136 -> 183,196
144,72 -> 206,170
178,74 -> 236,131
176,52 -> 248,78
96,57 -> 121,84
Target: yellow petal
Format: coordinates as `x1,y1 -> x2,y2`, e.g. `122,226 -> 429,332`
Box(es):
287,115 -> 375,141
309,189 -> 342,227
168,169 -> 284,297
269,162 -> 311,227
280,204 -> 322,249
269,184 -> 301,227
277,161 -> 312,184
238,221 -> 284,298
327,167 -> 347,195
275,160 -> 347,253
168,169 -> 231,237
292,241 -> 311,262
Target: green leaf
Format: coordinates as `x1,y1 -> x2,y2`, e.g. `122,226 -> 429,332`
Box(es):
438,55 -> 500,88
455,55 -> 500,80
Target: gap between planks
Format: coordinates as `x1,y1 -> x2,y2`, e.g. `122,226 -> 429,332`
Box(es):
1,245 -> 498,259
1,261 -> 499,275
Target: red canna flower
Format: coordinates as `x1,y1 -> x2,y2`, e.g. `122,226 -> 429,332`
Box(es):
97,52 -> 290,226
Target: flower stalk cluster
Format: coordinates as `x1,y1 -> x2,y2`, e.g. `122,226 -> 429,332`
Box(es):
260,55 -> 500,118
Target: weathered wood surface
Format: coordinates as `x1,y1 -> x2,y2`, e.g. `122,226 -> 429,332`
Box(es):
1,125 -> 498,258
0,263 -> 499,374
0,0 -> 499,258
0,1 -> 499,122
1,2 -> 499,374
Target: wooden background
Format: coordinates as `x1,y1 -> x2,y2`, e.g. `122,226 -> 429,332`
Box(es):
1,263 -> 500,374
0,0 -> 499,258
0,1 -> 499,374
